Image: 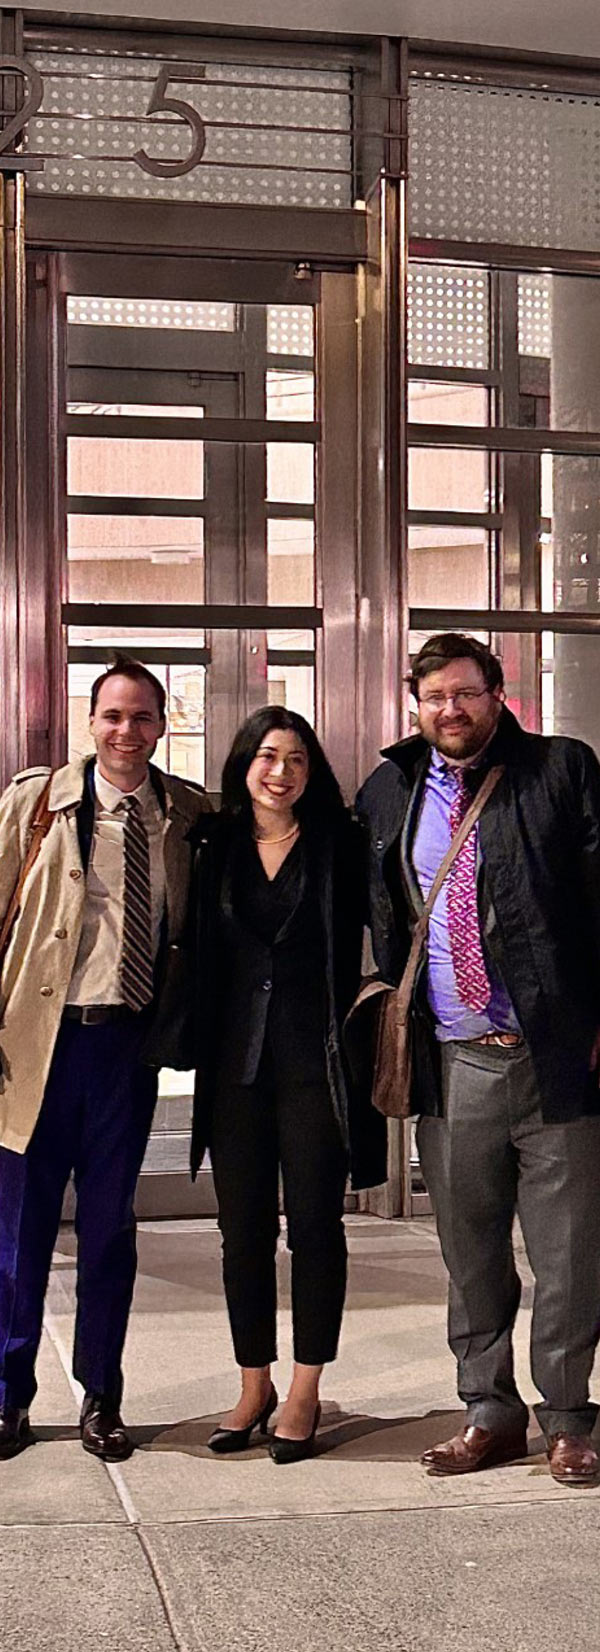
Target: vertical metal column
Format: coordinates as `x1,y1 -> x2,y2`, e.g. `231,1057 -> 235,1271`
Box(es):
0,9 -> 27,788
358,39 -> 412,1217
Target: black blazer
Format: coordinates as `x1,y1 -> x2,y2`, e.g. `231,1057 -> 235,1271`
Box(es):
189,810 -> 387,1191
357,706 -> 600,1123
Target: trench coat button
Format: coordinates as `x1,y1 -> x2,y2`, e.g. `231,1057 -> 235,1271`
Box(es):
376,838 -> 384,852
55,928 -> 67,940
69,868 -> 82,881
40,985 -> 53,997
262,979 -> 272,992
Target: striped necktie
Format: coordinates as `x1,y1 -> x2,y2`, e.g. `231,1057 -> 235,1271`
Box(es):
119,795 -> 154,1011
446,768 -> 492,1014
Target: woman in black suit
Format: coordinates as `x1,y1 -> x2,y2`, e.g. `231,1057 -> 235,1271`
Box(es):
191,706 -> 386,1463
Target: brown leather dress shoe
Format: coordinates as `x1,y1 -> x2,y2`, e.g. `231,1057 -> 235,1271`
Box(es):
80,1395 -> 134,1463
547,1434 -> 600,1487
0,1407 -> 32,1461
422,1423 -> 528,1476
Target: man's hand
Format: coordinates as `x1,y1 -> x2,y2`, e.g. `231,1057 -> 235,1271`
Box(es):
589,1027 -> 600,1083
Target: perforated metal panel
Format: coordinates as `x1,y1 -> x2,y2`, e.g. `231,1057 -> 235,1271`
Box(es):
25,50 -> 352,208
408,263 -> 489,369
518,275 -> 552,358
267,306 -> 314,357
67,297 -> 235,330
409,79 -> 600,249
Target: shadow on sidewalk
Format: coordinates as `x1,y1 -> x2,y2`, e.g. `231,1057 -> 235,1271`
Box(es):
129,1405 -> 547,1464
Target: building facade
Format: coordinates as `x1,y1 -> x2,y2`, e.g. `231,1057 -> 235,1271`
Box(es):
2,2 -> 600,1211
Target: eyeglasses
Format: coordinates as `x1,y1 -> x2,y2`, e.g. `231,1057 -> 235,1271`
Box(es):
418,688 -> 491,711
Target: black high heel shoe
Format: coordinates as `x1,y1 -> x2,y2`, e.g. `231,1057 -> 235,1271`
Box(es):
268,1402 -> 321,1465
207,1384 -> 278,1454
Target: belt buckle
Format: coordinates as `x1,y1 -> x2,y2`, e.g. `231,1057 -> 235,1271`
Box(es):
81,1005 -> 102,1025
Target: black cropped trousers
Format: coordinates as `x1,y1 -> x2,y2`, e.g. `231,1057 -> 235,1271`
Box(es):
210,1023 -> 348,1368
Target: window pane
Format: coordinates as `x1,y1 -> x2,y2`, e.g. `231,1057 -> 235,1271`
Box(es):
68,657 -> 205,782
267,519 -> 314,605
267,443 -> 315,505
267,306 -> 314,357
408,525 -> 490,609
267,663 -> 314,723
68,402 -> 205,420
266,370 -> 315,421
408,382 -> 488,426
67,296 -> 235,331
68,436 -> 204,499
537,456 -> 600,612
408,264 -> 489,369
68,516 -> 204,605
409,447 -> 490,513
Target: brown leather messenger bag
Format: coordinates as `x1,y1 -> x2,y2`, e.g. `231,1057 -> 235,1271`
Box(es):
0,776 -> 54,971
343,764 -> 505,1120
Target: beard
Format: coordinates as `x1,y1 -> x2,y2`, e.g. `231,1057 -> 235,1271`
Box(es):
426,718 -> 497,761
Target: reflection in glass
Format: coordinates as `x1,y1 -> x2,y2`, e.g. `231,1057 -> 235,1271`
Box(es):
267,443 -> 314,505
408,382 -> 488,427
68,403 -> 205,420
266,371 -> 315,422
409,447 -> 490,513
267,520 -> 314,606
68,516 -> 205,605
267,664 -> 314,724
408,525 -> 490,610
68,437 -> 204,499
68,658 -> 205,783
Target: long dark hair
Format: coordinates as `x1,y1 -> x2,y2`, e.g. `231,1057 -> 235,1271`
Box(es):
221,705 -> 344,829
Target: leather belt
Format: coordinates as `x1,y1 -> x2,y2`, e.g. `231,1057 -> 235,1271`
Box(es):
62,1004 -> 138,1025
468,1032 -> 524,1048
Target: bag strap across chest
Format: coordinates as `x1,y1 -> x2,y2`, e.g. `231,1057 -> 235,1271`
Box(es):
0,776 -> 54,968
395,763 -> 506,1021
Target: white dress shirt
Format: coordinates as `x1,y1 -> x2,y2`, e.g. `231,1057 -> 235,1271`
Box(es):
67,765 -> 166,1007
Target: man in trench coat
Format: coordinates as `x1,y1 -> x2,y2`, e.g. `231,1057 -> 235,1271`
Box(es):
0,656 -> 210,1461
357,632 -> 600,1487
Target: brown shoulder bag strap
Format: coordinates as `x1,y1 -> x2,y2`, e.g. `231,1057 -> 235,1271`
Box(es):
395,764 -> 506,1024
0,775 -> 55,967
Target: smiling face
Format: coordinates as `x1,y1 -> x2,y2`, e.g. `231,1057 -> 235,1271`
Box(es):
90,674 -> 165,792
246,727 -> 309,820
416,657 -> 503,763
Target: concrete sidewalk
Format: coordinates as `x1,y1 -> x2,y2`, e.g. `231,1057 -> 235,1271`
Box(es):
1,1215 -> 599,1652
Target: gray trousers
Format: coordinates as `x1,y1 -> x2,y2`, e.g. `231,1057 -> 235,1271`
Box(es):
417,1041 -> 600,1439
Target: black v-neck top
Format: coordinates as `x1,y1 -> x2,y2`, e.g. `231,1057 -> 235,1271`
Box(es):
232,833 -> 304,945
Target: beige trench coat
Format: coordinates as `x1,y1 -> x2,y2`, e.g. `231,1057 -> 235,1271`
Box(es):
0,757 -> 209,1155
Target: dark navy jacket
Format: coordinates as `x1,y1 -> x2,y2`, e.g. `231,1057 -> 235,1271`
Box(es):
356,707 -> 600,1123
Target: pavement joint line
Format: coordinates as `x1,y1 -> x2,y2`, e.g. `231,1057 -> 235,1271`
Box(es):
43,1306 -> 141,1526
132,1486 -> 600,1527
42,1303 -> 190,1649
136,1526 -> 193,1652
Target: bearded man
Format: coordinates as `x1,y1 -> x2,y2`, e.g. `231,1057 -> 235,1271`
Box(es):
357,632 -> 600,1485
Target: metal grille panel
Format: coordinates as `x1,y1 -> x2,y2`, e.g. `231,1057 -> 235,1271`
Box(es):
408,263 -> 489,369
267,306 -> 314,357
67,296 -> 235,330
518,275 -> 552,358
25,50 -> 353,207
410,79 -> 600,248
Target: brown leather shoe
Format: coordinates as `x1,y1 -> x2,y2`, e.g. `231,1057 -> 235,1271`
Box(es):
547,1434 -> 600,1487
80,1394 -> 134,1463
0,1407 -> 32,1461
422,1423 -> 528,1476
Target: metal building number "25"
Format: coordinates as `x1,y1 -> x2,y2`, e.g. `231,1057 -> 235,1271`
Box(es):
0,59 -> 207,178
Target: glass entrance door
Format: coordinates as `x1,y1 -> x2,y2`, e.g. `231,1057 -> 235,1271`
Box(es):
56,257 -> 327,1214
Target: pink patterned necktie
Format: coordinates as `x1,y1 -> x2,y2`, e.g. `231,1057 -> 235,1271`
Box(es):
446,769 -> 492,1013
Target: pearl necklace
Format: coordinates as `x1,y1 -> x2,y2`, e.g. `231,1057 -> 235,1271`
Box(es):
253,821 -> 299,846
